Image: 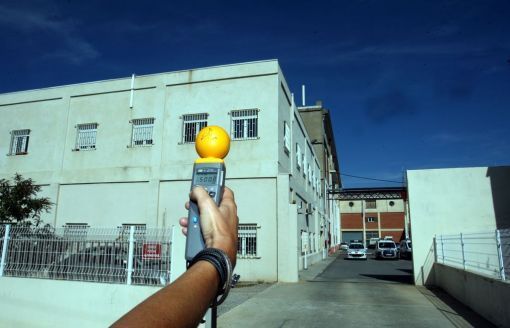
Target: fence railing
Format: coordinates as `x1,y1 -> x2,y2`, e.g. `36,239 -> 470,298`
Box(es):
435,229 -> 510,281
0,225 -> 174,286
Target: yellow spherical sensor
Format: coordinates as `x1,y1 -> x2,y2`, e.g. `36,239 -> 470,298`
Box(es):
195,126 -> 230,163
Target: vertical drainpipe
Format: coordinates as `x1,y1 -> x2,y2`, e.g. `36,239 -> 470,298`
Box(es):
362,200 -> 366,244
129,74 -> 135,109
290,93 -> 295,177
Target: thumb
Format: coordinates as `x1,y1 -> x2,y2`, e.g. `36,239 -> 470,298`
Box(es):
190,186 -> 219,217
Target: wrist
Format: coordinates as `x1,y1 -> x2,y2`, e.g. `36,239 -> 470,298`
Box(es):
211,238 -> 237,267
188,248 -> 234,306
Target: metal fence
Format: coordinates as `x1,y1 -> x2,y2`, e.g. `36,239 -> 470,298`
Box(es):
435,229 -> 509,281
0,225 -> 174,286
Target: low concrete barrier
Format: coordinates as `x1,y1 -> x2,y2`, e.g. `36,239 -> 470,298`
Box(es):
434,263 -> 510,327
0,277 -> 160,327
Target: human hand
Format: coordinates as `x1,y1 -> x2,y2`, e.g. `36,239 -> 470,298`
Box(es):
180,186 -> 238,267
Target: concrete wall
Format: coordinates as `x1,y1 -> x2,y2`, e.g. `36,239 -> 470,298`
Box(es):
0,277 -> 159,327
407,167 -> 498,285
434,263 -> 510,328
486,166 -> 510,229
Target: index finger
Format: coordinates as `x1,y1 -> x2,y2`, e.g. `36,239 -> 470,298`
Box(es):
222,187 -> 235,203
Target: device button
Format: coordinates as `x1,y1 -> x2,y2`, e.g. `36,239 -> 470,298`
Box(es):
192,217 -> 198,224
208,191 -> 216,198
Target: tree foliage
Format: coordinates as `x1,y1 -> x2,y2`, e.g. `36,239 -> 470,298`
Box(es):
0,173 -> 53,226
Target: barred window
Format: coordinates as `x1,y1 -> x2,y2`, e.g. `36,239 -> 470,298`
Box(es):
237,224 -> 258,257
231,109 -> 258,140
296,144 -> 302,170
182,113 -> 208,143
9,129 -> 30,155
131,118 -> 154,147
63,223 -> 89,240
283,121 -> 290,152
365,200 -> 376,209
75,123 -> 98,150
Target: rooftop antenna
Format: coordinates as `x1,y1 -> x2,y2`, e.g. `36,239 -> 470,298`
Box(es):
302,85 -> 306,107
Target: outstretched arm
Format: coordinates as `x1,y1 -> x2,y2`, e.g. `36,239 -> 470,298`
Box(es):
111,186 -> 238,328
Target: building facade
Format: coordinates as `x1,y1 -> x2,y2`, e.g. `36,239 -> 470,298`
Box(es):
337,187 -> 408,247
0,60 -> 341,282
298,102 -> 341,252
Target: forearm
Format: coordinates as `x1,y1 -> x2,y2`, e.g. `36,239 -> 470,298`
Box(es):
111,261 -> 219,328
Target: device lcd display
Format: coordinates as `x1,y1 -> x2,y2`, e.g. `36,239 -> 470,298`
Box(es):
196,173 -> 217,184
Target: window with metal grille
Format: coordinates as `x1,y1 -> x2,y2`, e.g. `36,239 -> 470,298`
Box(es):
283,121 -> 290,152
230,109 -> 258,140
365,200 -> 376,209
303,155 -> 307,178
296,144 -> 302,170
237,224 -> 258,257
9,129 -> 30,155
75,123 -> 98,150
63,223 -> 89,240
131,118 -> 155,147
182,113 -> 208,143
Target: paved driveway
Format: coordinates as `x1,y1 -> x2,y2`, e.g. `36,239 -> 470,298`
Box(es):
315,253 -> 414,284
219,253 -> 494,328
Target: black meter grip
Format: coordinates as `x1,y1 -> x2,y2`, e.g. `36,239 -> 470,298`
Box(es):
185,200 -> 206,262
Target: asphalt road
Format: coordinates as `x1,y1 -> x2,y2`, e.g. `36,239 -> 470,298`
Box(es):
315,251 -> 414,284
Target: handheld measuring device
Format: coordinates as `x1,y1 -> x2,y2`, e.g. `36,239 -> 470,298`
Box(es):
185,126 -> 230,262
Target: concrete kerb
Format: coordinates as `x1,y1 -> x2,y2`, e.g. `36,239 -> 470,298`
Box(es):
299,251 -> 340,282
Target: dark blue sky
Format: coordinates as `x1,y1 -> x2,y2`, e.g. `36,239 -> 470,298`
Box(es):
1,0 -> 509,187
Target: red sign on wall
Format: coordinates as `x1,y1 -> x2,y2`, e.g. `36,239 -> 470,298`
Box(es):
142,243 -> 162,259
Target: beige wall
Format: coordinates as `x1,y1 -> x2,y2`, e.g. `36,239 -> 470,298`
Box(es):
340,199 -> 405,213
0,277 -> 160,327
56,182 -> 154,227
407,167 -> 498,285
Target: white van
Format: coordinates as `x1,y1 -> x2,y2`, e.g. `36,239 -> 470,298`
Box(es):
375,240 -> 398,260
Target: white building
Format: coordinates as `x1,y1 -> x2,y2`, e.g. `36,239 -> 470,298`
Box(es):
0,60 -> 341,282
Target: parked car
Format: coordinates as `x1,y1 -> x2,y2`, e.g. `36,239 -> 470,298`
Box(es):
345,242 -> 367,260
375,240 -> 398,260
399,239 -> 412,259
340,242 -> 349,251
368,237 -> 380,249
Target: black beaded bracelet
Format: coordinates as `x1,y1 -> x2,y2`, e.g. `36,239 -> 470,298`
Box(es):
188,248 -> 233,306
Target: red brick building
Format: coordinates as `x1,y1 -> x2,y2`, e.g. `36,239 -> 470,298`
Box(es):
336,188 -> 408,247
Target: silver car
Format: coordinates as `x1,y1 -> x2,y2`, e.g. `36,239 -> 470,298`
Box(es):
345,242 -> 367,260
